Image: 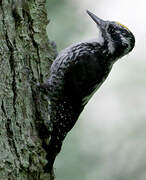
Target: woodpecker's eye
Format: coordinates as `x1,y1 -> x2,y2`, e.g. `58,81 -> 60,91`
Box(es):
107,24 -> 115,34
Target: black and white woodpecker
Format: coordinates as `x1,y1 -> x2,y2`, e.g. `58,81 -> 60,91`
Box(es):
40,10 -> 135,172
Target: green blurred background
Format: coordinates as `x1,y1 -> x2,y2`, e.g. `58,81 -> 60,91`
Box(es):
46,0 -> 146,179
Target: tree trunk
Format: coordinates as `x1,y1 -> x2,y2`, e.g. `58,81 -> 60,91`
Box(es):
0,0 -> 57,179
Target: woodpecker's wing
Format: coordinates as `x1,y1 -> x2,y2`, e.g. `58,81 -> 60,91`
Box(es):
50,41 -> 111,105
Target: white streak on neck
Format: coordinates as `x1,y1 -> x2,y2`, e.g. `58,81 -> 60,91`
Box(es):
108,40 -> 115,54
106,32 -> 115,54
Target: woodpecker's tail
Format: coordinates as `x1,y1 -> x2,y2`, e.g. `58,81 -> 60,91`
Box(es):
43,134 -> 63,173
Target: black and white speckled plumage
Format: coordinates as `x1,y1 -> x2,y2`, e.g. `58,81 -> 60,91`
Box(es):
41,11 -> 135,172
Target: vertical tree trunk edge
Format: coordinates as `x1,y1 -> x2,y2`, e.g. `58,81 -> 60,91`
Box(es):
0,0 -> 57,179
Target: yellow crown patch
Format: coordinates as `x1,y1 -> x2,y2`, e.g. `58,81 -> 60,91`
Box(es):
117,22 -> 129,31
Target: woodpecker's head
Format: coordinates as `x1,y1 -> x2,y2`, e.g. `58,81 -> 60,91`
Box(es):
87,10 -> 135,60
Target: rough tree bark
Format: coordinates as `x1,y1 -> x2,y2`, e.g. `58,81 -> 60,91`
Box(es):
0,0 -> 57,179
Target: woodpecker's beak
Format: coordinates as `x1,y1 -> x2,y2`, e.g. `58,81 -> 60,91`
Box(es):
86,10 -> 105,28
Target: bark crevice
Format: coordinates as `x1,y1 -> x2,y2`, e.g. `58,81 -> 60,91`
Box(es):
1,1 -> 17,116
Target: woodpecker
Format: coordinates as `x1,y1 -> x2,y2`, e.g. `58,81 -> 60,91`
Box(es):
40,10 -> 135,172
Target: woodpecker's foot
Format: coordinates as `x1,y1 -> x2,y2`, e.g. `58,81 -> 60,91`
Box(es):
37,82 -> 50,95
